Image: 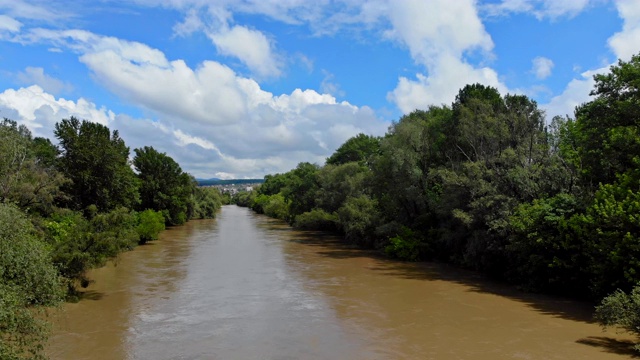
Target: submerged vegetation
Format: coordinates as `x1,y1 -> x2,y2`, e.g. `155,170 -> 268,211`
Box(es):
0,117 -> 224,359
234,54 -> 640,346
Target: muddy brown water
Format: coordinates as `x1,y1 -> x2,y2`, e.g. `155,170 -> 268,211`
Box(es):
47,205 -> 637,359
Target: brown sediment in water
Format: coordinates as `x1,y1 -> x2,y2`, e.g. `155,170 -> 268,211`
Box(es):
47,205 -> 637,359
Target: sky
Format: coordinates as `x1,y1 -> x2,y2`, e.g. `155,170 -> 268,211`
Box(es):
0,0 -> 638,179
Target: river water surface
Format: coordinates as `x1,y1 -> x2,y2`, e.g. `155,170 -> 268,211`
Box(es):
47,205 -> 637,359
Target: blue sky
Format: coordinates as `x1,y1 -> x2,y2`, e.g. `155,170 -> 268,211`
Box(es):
0,0 -> 638,179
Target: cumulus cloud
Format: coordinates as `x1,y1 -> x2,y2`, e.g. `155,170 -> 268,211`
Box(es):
381,0 -> 506,112
542,0 -> 640,120
169,4 -> 283,78
2,30 -> 387,178
0,85 -> 114,136
542,66 -> 607,119
208,24 -> 282,78
531,56 -> 554,79
15,67 -> 72,94
608,0 -> 640,61
129,0 -> 507,113
389,55 -> 504,112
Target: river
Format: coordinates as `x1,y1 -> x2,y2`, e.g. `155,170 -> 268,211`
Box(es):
47,205 -> 637,359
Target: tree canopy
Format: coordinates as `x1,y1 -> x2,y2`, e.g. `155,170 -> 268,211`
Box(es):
54,117 -> 139,213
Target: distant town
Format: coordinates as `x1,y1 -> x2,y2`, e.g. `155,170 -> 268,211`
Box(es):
197,178 -> 265,195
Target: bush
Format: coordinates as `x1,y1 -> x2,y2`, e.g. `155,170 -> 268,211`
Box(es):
45,207 -> 139,290
294,209 -> 338,231
595,285 -> 640,351
263,193 -> 289,220
233,190 -> 256,207
191,187 -> 223,219
384,227 -> 420,261
336,195 -> 380,247
137,210 -> 165,244
0,203 -> 63,359
251,194 -> 270,214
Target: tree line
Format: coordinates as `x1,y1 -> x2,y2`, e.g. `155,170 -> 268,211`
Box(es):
234,55 -> 640,346
0,117 -> 226,359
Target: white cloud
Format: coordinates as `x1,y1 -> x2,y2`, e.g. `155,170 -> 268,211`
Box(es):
0,15 -> 22,33
208,24 -> 281,78
389,54 -> 505,112
542,67 -> 607,119
380,0 -> 506,112
15,67 -> 72,94
482,0 -> 593,19
531,56 -> 554,79
0,85 -> 114,135
540,1 -> 638,120
168,4 -> 283,78
173,129 -> 217,151
172,8 -> 203,37
124,1 -> 506,113
0,0 -> 71,22
1,30 -> 387,178
608,0 -> 640,61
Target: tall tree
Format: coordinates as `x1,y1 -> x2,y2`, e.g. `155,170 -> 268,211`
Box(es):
133,146 -> 194,225
54,117 -> 139,213
572,54 -> 640,189
326,133 -> 381,166
0,119 -> 67,214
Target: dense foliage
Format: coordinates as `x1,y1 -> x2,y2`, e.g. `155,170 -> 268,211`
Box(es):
134,146 -> 194,225
0,116 -> 225,358
54,117 -> 140,213
235,55 -> 640,347
0,204 -> 63,360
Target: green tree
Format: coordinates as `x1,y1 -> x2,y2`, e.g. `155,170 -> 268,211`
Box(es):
45,207 -> 139,291
595,285 -> 640,351
281,162 -> 320,222
315,162 -> 369,214
336,195 -> 381,247
262,193 -> 289,220
136,209 -> 165,244
0,204 -> 63,359
54,117 -> 139,213
259,173 -> 291,196
191,187 -> 223,219
133,146 -> 194,225
372,107 -> 451,228
326,133 -> 380,166
0,119 -> 67,215
573,55 -> 640,188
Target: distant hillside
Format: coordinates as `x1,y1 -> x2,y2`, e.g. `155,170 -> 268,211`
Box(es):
195,177 -> 221,182
198,178 -> 264,186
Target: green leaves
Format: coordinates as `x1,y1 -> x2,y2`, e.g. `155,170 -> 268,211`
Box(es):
133,146 -> 195,225
325,133 -> 380,166
136,209 -> 165,244
55,117 -> 139,213
595,286 -> 640,351
0,204 -> 63,359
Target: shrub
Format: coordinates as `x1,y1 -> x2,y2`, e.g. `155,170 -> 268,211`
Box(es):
294,209 -> 338,231
384,227 -> 420,261
137,210 -> 165,244
336,195 -> 380,247
0,203 -> 63,359
263,193 -> 289,220
595,285 -> 640,351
